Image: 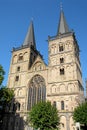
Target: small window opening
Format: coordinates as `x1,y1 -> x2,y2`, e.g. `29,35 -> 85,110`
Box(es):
60,58 -> 64,63
61,101 -> 64,110
59,45 -> 64,52
17,66 -> 20,72
60,68 -> 64,75
15,76 -> 19,81
17,103 -> 20,111
53,101 -> 56,108
19,55 -> 23,61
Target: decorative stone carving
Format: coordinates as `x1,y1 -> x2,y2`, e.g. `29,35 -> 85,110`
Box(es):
28,75 -> 46,110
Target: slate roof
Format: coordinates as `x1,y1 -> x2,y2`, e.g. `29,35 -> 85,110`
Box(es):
57,10 -> 70,35
23,21 -> 36,49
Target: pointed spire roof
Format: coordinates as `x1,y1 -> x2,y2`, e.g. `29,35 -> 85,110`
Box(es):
57,10 -> 70,35
23,21 -> 36,49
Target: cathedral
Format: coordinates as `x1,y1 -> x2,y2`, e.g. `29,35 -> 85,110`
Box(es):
4,8 -> 84,130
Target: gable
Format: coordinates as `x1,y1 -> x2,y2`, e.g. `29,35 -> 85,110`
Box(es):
30,55 -> 47,71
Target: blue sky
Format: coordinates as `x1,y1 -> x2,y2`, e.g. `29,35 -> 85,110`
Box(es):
0,0 -> 87,90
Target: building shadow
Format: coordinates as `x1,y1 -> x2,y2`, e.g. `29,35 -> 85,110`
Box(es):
0,98 -> 25,130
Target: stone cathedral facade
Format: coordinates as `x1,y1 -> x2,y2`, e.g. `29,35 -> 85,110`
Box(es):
4,9 -> 84,130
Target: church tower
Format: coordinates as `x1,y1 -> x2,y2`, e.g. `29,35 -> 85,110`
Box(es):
47,10 -> 84,130
6,21 -> 47,130
6,7 -> 85,130
7,21 -> 38,111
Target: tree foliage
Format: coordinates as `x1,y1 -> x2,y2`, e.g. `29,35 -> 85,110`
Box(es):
0,64 -> 14,109
73,102 -> 87,126
0,65 -> 14,126
27,101 -> 60,130
0,88 -> 14,105
0,87 -> 14,124
0,65 -> 5,86
0,87 -> 14,110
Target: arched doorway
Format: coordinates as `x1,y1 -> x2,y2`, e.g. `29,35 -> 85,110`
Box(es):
27,75 -> 46,110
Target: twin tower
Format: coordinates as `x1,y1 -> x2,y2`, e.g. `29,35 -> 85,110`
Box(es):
7,9 -> 84,130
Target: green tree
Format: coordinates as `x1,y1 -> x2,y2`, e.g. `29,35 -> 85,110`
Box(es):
0,87 -> 14,110
0,65 -> 14,124
0,87 -> 14,125
0,65 -> 5,86
27,101 -> 60,130
73,102 -> 87,129
0,64 -> 14,110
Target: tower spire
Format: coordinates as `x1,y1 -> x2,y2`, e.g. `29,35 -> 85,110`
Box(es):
57,8 -> 70,35
23,20 -> 36,49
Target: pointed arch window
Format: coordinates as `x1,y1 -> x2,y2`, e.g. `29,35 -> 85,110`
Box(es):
27,75 -> 46,110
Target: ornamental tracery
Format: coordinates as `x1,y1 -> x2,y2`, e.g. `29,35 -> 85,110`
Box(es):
27,75 -> 46,110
